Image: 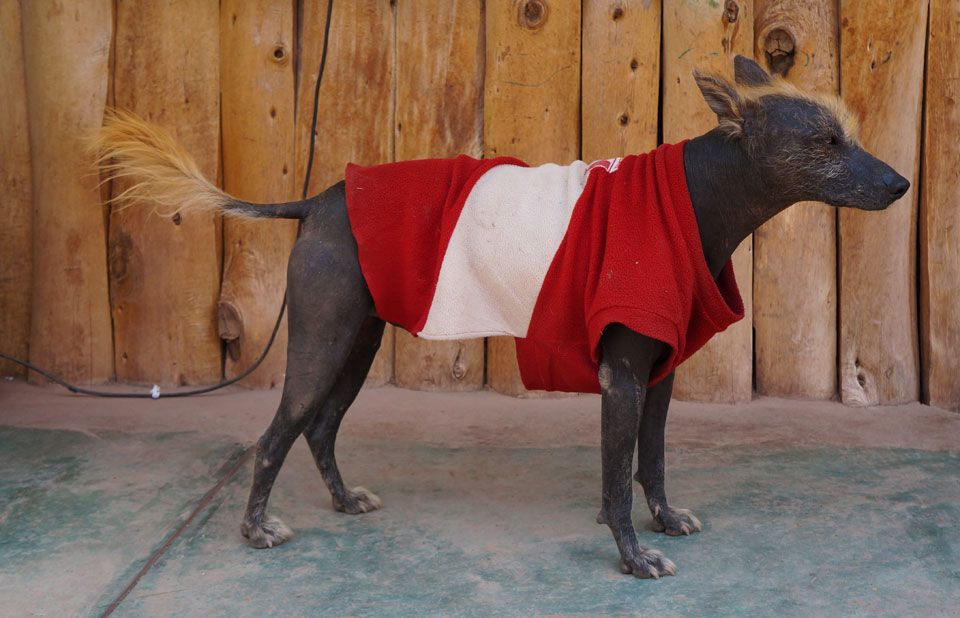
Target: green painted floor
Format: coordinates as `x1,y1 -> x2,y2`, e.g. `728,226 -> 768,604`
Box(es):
1,384 -> 958,617
0,426 -> 247,616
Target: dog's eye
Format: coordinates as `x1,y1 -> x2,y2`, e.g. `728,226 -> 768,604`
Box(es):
824,135 -> 839,146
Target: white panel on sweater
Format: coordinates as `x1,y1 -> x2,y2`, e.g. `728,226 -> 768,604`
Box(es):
418,161 -> 589,340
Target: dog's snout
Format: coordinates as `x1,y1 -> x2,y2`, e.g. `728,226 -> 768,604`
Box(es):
884,172 -> 909,199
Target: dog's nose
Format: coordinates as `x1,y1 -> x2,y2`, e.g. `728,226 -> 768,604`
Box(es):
884,172 -> 909,199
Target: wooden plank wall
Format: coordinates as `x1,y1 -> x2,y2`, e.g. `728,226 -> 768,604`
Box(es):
753,0 -> 838,400
581,0 -> 661,163
2,0 -> 957,412
219,0 -> 298,388
838,0 -> 927,406
110,0 -> 222,386
662,0 -> 754,403
0,0 -> 33,378
20,0 -> 114,384
920,0 -> 960,412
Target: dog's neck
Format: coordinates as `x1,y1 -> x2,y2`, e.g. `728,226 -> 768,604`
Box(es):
683,130 -> 792,279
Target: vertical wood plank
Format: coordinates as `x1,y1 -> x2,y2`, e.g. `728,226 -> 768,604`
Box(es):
484,0 -> 581,396
582,0 -> 661,162
21,0 -> 113,384
919,0 -> 960,411
752,0 -> 838,399
110,0 -> 222,386
296,0 -> 395,386
0,0 -> 33,378
393,0 -> 485,392
662,0 -> 754,403
838,0 -> 926,406
219,0 -> 298,388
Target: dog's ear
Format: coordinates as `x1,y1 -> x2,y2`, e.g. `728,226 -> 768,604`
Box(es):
693,71 -> 744,137
734,55 -> 771,87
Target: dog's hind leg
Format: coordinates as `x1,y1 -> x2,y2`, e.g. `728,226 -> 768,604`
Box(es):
302,315 -> 385,515
241,206 -> 373,549
634,371 -> 702,536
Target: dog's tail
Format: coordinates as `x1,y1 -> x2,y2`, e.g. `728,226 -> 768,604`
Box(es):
90,109 -> 311,220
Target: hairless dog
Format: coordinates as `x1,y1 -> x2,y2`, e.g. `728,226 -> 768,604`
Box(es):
93,56 -> 909,578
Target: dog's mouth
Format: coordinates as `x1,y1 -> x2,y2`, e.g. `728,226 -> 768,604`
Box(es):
829,188 -> 902,212
848,198 -> 895,212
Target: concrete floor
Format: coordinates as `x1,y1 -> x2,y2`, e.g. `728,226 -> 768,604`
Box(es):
1,380 -> 958,617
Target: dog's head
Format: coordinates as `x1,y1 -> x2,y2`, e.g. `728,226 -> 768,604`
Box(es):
693,55 -> 908,211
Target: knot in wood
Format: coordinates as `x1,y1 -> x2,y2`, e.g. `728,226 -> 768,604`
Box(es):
611,6 -> 624,21
218,301 -> 243,342
764,27 -> 796,56
723,0 -> 739,23
108,233 -> 136,283
517,0 -> 548,31
218,301 -> 244,362
451,347 -> 467,381
271,44 -> 289,64
763,27 -> 796,76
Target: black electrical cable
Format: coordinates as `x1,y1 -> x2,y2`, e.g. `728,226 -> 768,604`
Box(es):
0,0 -> 334,399
303,0 -> 334,202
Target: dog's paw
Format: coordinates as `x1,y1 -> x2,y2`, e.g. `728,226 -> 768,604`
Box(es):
619,546 -> 677,579
651,505 -> 702,536
241,514 -> 293,549
332,486 -> 381,515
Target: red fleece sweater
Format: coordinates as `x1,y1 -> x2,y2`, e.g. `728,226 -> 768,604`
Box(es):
345,142 -> 744,393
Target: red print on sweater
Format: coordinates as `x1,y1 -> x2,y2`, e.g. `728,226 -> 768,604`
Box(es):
586,157 -> 623,174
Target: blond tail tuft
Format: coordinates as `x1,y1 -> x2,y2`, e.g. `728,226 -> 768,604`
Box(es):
89,109 -> 240,218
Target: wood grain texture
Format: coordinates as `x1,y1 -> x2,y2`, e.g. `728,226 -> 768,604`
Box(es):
297,0 -> 395,386
662,0 -> 754,403
920,0 -> 960,412
752,0 -> 838,399
109,0 -> 222,386
838,0 -> 926,406
484,0 -> 581,397
582,0 -> 661,162
393,0 -> 485,392
219,0 -> 298,388
21,0 -> 114,384
0,0 -> 33,378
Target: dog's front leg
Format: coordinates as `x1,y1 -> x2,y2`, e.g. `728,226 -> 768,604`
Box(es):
636,372 -> 702,536
596,324 -> 675,579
